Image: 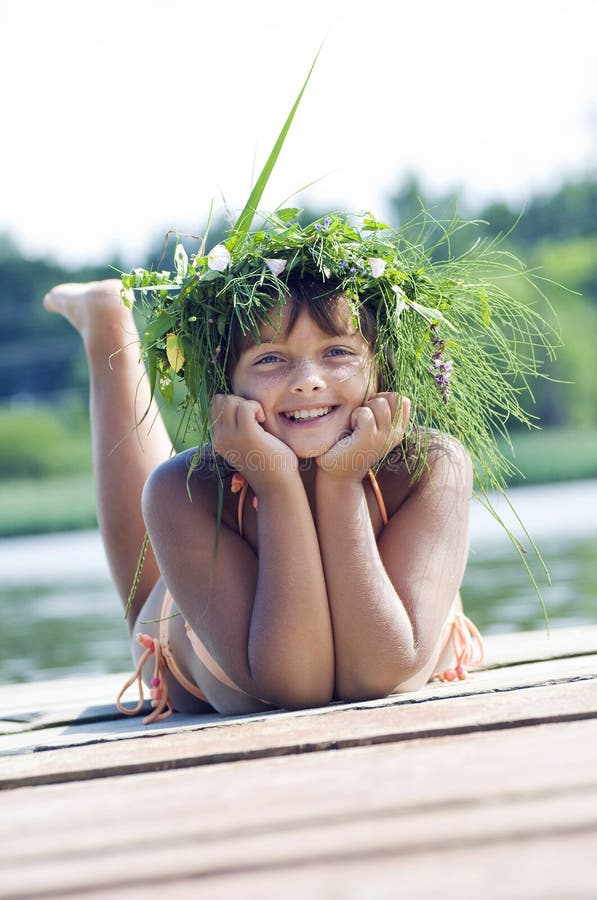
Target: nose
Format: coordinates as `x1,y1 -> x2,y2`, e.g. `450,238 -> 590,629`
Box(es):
288,357 -> 326,394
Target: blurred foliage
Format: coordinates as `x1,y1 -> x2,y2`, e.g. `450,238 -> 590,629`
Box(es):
0,236 -> 114,403
0,474 -> 96,536
0,175 -> 596,490
0,405 -> 91,477
388,174 -> 597,431
497,426 -> 597,486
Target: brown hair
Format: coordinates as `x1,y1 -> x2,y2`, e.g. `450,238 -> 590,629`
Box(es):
224,274 -> 378,388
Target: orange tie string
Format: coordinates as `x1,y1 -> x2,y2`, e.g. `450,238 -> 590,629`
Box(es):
432,613 -> 484,682
116,633 -> 174,725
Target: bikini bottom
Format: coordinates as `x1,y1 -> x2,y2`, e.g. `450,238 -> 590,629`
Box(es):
117,595 -> 484,725
116,592 -> 272,725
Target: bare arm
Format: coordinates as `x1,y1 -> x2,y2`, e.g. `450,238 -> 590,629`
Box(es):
144,396 -> 334,709
315,396 -> 472,700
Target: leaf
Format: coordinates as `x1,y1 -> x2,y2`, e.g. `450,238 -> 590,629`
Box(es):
166,333 -> 185,373
362,216 -> 390,232
275,207 -> 302,222
143,311 -> 176,346
408,299 -> 456,329
158,370 -> 175,404
227,48 -> 321,255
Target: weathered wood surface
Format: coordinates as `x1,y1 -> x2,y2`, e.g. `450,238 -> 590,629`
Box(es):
1,625 -> 596,899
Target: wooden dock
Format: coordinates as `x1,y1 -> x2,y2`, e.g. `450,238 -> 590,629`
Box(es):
1,626 -> 596,899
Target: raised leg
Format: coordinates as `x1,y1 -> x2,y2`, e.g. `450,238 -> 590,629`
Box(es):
44,280 -> 172,627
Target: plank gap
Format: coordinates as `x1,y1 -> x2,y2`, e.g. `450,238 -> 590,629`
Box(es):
7,818 -> 597,900
4,708 -> 597,791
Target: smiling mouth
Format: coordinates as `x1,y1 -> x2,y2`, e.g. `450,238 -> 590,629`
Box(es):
282,406 -> 335,421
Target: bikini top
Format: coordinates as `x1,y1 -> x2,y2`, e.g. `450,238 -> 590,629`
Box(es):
230,468 -> 389,538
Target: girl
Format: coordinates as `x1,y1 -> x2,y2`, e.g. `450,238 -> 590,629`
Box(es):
44,191 -> 550,722
44,59 -> 553,721
44,237 -> 486,721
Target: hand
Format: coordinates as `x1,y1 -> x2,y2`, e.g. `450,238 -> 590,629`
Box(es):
317,393 -> 411,482
210,394 -> 299,492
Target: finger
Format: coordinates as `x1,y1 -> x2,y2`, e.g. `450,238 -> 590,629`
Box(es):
351,405 -> 376,434
386,396 -> 411,450
369,391 -> 400,420
236,399 -> 265,430
366,396 -> 393,428
400,396 -> 411,430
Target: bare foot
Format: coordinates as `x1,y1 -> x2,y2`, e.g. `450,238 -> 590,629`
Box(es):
43,279 -> 136,347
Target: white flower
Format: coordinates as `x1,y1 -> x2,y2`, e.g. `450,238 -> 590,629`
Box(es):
265,258 -> 287,277
392,284 -> 407,318
174,243 -> 188,279
207,244 -> 231,272
368,257 -> 386,278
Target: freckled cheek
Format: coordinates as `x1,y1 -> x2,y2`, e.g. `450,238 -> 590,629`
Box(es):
333,361 -> 375,394
233,372 -> 284,410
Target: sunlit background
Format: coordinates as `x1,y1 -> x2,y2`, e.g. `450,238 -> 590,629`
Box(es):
2,0 -> 596,265
1,0 -> 596,682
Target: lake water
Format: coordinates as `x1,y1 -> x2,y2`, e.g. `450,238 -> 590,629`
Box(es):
1,480 -> 596,684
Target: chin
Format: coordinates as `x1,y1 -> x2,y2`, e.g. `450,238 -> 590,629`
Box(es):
291,438 -> 339,460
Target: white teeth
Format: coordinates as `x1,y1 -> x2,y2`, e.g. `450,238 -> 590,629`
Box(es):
285,407 -> 331,421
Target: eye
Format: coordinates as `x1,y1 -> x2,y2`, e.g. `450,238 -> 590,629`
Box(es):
326,346 -> 354,358
255,353 -> 283,365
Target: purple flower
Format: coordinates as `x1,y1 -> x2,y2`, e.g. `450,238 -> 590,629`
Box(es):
323,216 -> 331,228
428,324 -> 452,403
339,260 -> 348,269
314,223 -> 322,231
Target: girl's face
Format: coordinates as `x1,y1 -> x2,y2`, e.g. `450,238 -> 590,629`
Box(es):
231,298 -> 376,459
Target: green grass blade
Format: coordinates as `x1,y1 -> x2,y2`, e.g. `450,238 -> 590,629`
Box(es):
227,48 -> 321,255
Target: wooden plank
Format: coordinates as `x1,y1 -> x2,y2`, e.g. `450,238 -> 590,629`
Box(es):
1,720 -> 595,898
3,792 -> 596,900
2,676 -> 596,789
0,672 -> 138,720
481,624 -> 597,667
84,833 -> 597,900
2,651 -> 596,755
2,625 -> 594,722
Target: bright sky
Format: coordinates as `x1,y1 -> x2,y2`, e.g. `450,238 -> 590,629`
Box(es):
1,0 -> 596,266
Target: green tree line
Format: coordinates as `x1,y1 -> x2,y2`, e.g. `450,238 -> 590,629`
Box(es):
1,174 -> 596,426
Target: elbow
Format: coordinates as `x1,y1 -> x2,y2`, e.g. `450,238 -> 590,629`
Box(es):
335,655 -> 422,703
278,686 -> 335,711
264,683 -> 334,711
252,664 -> 334,711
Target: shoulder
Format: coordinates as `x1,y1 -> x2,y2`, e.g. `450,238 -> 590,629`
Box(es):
421,432 -> 473,483
376,432 -> 472,519
142,445 -> 240,531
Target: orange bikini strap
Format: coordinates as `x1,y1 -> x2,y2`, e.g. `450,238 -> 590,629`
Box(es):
367,469 -> 388,526
231,468 -> 388,536
231,473 -> 257,538
159,593 -> 209,702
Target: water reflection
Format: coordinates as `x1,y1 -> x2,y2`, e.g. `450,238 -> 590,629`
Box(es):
1,483 -> 596,684
0,580 -> 127,683
462,535 -> 597,633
